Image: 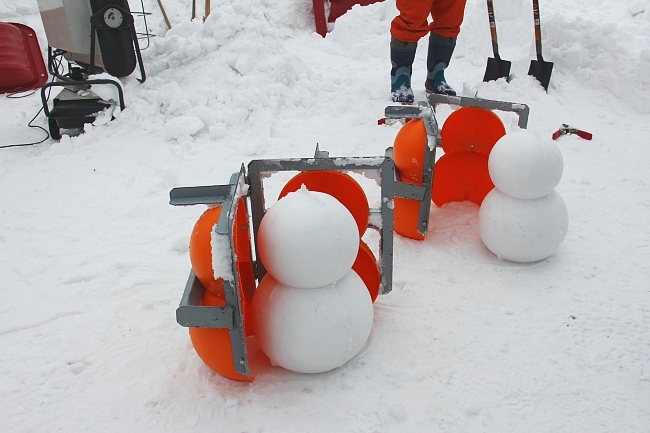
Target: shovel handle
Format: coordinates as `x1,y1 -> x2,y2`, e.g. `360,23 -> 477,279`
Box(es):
532,0 -> 544,60
204,0 -> 210,21
486,0 -> 500,58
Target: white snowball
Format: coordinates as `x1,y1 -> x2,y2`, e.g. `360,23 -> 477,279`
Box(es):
257,187 -> 360,289
489,129 -> 564,199
252,271 -> 373,374
478,189 -> 569,263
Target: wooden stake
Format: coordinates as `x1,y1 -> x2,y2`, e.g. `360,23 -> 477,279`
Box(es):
204,0 -> 211,21
156,0 -> 172,29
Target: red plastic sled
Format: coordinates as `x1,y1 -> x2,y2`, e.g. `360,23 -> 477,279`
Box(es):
439,107 -> 506,155
0,23 -> 47,94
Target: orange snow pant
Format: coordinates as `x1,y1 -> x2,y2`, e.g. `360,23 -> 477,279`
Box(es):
390,0 -> 467,43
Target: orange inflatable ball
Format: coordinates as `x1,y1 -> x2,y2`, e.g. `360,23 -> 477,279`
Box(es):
352,241 -> 381,302
189,205 -> 225,296
439,107 -> 506,155
393,119 -> 428,183
189,287 -> 252,382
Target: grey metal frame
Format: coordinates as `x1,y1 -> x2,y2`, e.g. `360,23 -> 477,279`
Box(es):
170,165 -> 251,377
247,146 -> 396,295
427,93 -> 530,130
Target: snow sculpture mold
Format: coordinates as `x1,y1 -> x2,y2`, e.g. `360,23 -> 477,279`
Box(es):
170,148 -> 395,381
387,94 -> 530,241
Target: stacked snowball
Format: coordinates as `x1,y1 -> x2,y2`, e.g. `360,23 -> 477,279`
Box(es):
252,186 -> 373,373
478,130 -> 569,262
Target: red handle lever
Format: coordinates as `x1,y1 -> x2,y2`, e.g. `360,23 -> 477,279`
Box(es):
576,130 -> 593,140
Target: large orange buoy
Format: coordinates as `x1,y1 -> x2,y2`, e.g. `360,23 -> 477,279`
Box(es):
187,198 -> 256,381
393,172 -> 427,241
439,107 -> 506,155
392,119 -> 430,240
392,119 -> 427,183
189,205 -> 225,296
279,170 -> 370,236
352,240 -> 381,302
189,200 -> 255,317
432,152 -> 495,207
188,287 -> 252,382
433,107 -> 506,207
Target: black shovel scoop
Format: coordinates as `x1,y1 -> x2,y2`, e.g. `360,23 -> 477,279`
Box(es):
483,0 -> 511,82
527,0 -> 553,90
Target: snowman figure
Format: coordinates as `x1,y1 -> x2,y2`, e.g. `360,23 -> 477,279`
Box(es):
251,186 -> 373,374
478,129 -> 569,263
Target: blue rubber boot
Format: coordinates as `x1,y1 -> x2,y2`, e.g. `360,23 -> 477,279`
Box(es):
390,38 -> 417,103
425,33 -> 457,96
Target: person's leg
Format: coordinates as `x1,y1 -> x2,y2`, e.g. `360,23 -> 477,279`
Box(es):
390,0 -> 434,102
390,37 -> 417,103
425,0 -> 467,95
429,0 -> 466,38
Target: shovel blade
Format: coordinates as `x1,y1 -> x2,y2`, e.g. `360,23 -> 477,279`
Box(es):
528,59 -> 553,91
483,57 -> 511,82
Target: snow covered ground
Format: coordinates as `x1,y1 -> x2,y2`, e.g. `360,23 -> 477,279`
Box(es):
1,0 -> 649,431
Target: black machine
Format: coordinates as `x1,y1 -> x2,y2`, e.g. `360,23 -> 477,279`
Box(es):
37,0 -> 147,139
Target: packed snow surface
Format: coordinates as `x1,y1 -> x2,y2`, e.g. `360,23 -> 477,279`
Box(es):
1,0 -> 650,432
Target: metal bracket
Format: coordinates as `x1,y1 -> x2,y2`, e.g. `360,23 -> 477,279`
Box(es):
169,165 -> 250,377
427,93 -> 529,129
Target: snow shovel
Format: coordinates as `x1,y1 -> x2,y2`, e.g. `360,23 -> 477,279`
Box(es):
527,0 -> 553,90
483,0 -> 511,82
